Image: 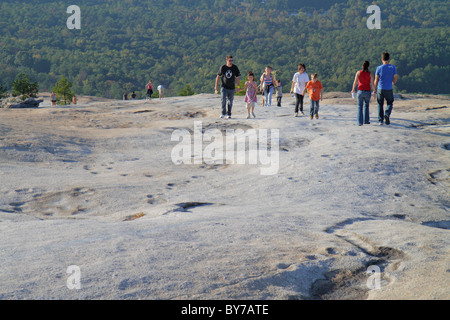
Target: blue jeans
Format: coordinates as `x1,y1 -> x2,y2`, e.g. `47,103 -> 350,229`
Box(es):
264,86 -> 273,106
310,100 -> 320,117
377,89 -> 394,123
357,90 -> 371,125
221,87 -> 235,116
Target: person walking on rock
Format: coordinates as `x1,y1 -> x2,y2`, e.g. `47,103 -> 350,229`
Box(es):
351,60 -> 374,126
146,80 -> 153,100
303,73 -> 323,120
243,71 -> 257,119
374,52 -> 398,125
291,63 -> 309,116
215,55 -> 241,119
260,66 -> 275,107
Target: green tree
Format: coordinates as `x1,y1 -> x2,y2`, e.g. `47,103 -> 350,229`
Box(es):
0,0 -> 449,96
11,73 -> 39,100
14,51 -> 33,68
53,76 -> 74,105
0,83 -> 6,98
179,84 -> 195,96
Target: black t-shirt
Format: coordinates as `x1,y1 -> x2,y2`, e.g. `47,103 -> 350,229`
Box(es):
218,64 -> 240,90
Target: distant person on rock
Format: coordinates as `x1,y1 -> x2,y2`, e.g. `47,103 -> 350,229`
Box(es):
146,80 -> 153,100
123,92 -> 128,100
291,63 -> 309,117
157,84 -> 164,99
374,52 -> 398,125
72,95 -> 77,105
131,91 -> 136,100
351,60 -> 374,126
215,55 -> 241,119
51,92 -> 56,106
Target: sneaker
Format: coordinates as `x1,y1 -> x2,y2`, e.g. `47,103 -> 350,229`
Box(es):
226,115 -> 231,119
252,112 -> 256,118
300,111 -> 304,116
379,122 -> 383,125
315,114 -> 319,119
384,115 -> 390,125
246,114 -> 250,119
294,112 -> 298,117
220,114 -> 225,119
310,116 -> 313,120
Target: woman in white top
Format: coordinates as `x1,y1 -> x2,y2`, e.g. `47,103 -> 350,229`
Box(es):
290,63 -> 309,116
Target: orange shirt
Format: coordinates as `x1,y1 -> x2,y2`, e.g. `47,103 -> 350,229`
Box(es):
305,80 -> 323,101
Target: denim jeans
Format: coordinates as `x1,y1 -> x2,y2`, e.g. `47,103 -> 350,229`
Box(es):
264,86 -> 273,106
377,89 -> 394,123
357,90 -> 371,125
221,87 -> 235,116
310,100 -> 320,117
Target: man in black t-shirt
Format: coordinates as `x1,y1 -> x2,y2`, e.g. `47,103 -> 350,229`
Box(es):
215,55 -> 240,119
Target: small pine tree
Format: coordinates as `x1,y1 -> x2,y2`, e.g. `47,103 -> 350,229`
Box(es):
53,76 -> 74,105
11,73 -> 39,100
179,84 -> 195,96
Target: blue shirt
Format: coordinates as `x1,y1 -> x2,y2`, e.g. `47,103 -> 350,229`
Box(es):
375,64 -> 397,90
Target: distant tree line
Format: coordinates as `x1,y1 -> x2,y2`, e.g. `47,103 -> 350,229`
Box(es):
0,0 -> 448,99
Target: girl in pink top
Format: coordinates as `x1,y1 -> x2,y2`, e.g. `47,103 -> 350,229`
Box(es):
244,71 -> 257,118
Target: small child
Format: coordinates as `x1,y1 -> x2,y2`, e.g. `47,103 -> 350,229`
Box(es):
275,79 -> 282,107
244,71 -> 257,119
303,73 -> 323,119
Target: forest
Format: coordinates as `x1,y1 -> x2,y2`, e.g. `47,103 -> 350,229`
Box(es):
0,0 -> 448,99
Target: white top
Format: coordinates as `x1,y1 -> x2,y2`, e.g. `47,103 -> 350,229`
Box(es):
292,72 -> 309,94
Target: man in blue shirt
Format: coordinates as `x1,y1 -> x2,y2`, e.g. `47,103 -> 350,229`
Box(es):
374,52 -> 398,125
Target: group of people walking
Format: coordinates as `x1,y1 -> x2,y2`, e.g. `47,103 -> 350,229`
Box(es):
351,52 -> 398,125
214,57 -> 288,119
215,52 -> 398,125
123,80 -> 165,101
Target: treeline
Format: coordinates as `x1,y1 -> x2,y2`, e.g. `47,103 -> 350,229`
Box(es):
0,0 -> 448,99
